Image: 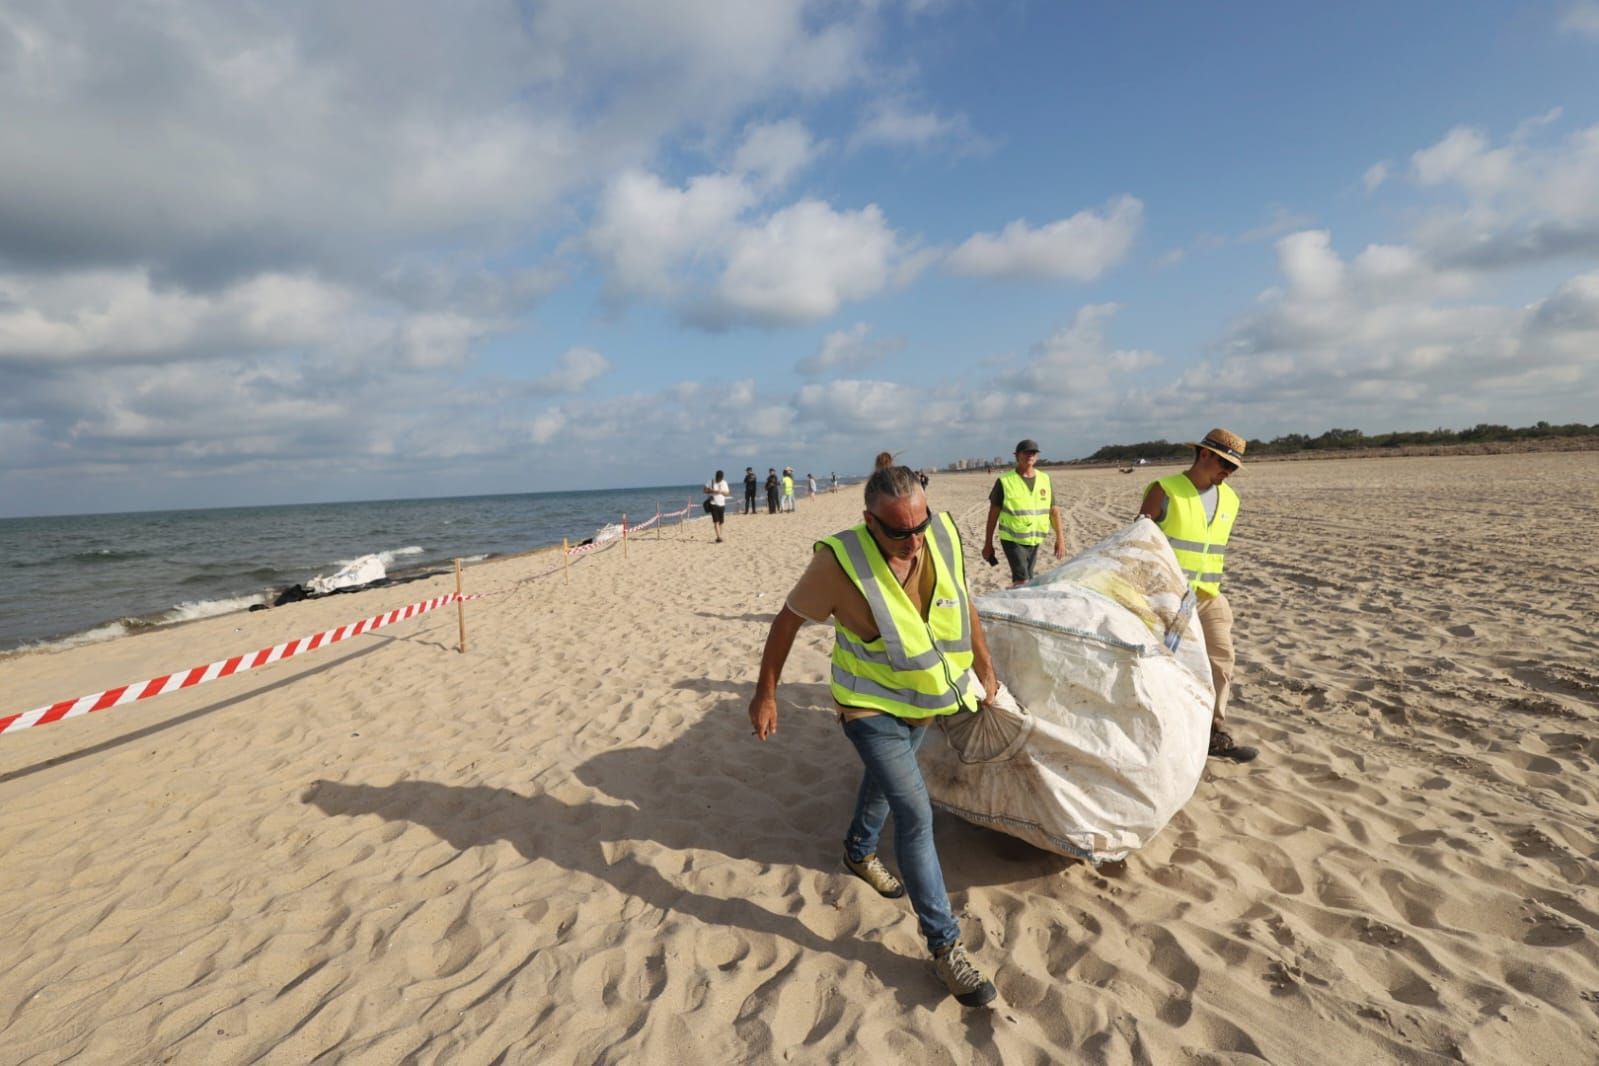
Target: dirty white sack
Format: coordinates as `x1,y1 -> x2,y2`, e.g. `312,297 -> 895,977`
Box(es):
920,518 -> 1213,862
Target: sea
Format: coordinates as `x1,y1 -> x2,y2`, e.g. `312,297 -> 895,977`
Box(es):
0,485 -> 710,654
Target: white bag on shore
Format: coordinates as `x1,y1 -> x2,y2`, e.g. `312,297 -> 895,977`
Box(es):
307,554 -> 386,595
920,518 -> 1213,862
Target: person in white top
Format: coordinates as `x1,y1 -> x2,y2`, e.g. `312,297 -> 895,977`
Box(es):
704,470 -> 731,542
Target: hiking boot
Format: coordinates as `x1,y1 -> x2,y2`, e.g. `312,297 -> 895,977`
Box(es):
843,852 -> 905,898
932,942 -> 997,1007
1209,728 -> 1259,763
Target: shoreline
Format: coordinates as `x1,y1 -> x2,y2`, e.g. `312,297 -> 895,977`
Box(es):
13,438 -> 1590,657
0,503 -> 710,660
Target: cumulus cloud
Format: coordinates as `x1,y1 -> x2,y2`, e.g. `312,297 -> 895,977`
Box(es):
794,322 -> 904,375
709,201 -> 911,326
849,98 -> 980,153
0,0 -> 910,512
792,378 -> 936,433
945,196 -> 1143,281
1412,127 -> 1516,195
1191,230 -> 1599,432
0,1 -> 880,283
530,347 -> 613,394
587,170 -> 757,305
0,269 -> 357,366
980,304 -> 1161,420
887,304 -> 1171,459
589,168 -> 921,328
1363,161 -> 1391,192
733,119 -> 822,190
1238,205 -> 1319,244
1407,117 -> 1599,270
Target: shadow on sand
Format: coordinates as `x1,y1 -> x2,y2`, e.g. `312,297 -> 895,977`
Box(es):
304,678 -> 1078,1010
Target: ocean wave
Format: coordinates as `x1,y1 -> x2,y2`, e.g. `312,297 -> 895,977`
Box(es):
162,595 -> 267,624
20,621 -> 132,654
18,594 -> 267,655
336,546 -> 425,569
179,566 -> 286,586
67,548 -> 152,564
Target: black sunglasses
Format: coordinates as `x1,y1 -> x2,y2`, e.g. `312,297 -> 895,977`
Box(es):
869,511 -> 933,540
1213,453 -> 1239,473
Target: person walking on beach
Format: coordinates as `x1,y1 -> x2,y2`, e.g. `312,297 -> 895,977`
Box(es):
743,467 -> 758,515
1138,428 -> 1258,764
981,439 -> 1064,587
781,468 -> 796,512
807,472 -> 818,498
704,470 -> 730,543
765,468 -> 780,514
747,465 -> 1001,1008
830,472 -> 838,493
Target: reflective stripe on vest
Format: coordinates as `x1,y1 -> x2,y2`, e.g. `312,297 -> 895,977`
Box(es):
818,513 -> 977,719
997,469 -> 1052,546
1149,474 -> 1238,597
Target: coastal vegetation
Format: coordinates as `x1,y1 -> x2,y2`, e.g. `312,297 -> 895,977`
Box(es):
1082,421 -> 1599,463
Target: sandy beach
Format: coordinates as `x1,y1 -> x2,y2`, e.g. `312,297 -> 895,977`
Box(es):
2,451 -> 1596,1064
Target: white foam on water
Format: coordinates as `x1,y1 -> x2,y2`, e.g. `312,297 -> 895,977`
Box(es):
163,594 -> 268,624
336,546 -> 425,568
14,593 -> 266,657
20,621 -> 132,654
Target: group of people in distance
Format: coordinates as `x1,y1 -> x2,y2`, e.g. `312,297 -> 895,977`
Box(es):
703,467 -> 840,543
748,428 -> 1256,1007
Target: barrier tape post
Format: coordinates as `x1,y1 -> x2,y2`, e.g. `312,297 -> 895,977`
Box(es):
455,558 -> 467,654
562,538 -> 569,585
622,514 -> 628,560
656,502 -> 662,540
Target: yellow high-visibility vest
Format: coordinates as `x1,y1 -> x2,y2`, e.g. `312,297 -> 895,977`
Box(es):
817,513 -> 978,719
782,475 -> 794,496
1149,474 -> 1238,597
997,469 -> 1053,546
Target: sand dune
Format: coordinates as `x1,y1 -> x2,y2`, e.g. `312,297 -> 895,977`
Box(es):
2,452 -> 1596,1063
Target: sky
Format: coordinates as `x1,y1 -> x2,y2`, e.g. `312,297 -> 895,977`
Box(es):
3,1 -> 1598,517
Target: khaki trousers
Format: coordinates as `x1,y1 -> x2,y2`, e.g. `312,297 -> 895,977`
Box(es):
1196,593 -> 1234,727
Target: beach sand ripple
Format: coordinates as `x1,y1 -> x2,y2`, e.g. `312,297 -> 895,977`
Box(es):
2,453 -> 1597,1063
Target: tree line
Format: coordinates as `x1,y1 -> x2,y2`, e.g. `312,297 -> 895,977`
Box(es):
1082,421 -> 1599,463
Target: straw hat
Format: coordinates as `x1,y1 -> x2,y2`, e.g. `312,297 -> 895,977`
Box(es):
1189,427 -> 1247,468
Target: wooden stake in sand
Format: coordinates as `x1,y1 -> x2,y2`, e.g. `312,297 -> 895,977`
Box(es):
623,514 -> 629,560
454,558 -> 467,654
562,537 -> 569,585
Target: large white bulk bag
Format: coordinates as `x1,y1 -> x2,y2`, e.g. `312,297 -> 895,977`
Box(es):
919,518 -> 1213,863
307,553 -> 387,595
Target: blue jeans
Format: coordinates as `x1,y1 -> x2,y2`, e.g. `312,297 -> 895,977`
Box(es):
841,714 -> 960,953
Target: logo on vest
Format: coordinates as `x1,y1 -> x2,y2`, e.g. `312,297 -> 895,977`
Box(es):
934,597 -> 959,609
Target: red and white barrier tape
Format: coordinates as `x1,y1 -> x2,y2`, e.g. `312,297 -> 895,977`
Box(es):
0,592 -> 463,738
4,505 -> 693,738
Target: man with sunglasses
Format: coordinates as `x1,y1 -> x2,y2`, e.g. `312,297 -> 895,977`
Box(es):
747,465 -> 1003,1007
1138,427 -> 1258,764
